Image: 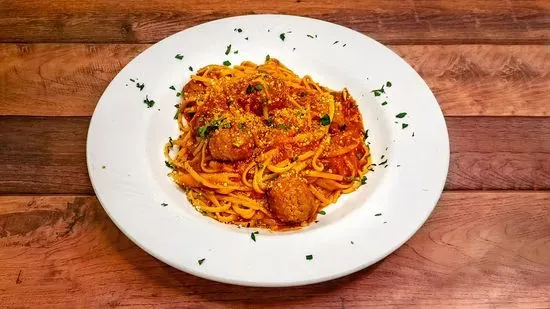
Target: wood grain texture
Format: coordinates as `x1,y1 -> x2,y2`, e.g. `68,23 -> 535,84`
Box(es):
0,192 -> 548,308
0,116 -> 549,194
1,0 -> 549,44
1,44 -> 549,117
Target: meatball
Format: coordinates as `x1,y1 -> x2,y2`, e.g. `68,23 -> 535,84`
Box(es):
267,175 -> 317,223
208,127 -> 254,161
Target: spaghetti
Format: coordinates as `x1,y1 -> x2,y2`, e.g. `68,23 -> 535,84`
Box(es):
165,58 -> 372,230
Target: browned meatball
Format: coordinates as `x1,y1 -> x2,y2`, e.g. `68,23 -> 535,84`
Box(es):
267,175 -> 317,223
208,127 -> 254,161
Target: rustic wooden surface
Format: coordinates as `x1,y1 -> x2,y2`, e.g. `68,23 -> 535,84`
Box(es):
0,0 -> 549,308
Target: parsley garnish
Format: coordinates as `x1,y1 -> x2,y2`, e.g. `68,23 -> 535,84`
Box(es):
246,84 -> 263,94
244,37 -> 248,40
129,78 -> 135,82
306,34 -> 314,38
233,50 -> 239,54
198,258 -> 205,265
102,165 -> 106,169
169,85 -> 176,90
165,161 -> 173,168
306,255 -> 313,260
396,112 -> 407,118
361,176 -> 367,185
275,124 -> 290,130
381,101 -> 388,106
189,66 -> 193,71
225,44 -> 232,55
234,28 -> 243,33
265,54 -> 270,61
251,231 -> 259,242
343,43 -> 347,47
386,81 -> 392,87
379,159 -> 388,166
136,83 -> 145,91
320,114 -> 331,126
333,40 -> 339,44
371,85 -> 385,97
175,54 -> 184,60
161,203 -> 168,207
318,210 -> 326,215
364,129 -> 369,140
238,123 -> 245,130
143,95 -> 155,108
223,60 -> 231,66
279,33 -> 286,41
168,137 -> 173,146
402,123 -> 409,129
375,213 -> 382,216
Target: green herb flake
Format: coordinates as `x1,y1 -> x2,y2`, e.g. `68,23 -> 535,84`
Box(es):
233,50 -> 239,54
197,125 -> 209,138
306,255 -> 313,260
143,95 -> 155,108
370,85 -> 385,97
161,202 -> 168,207
379,159 -> 388,166
364,129 -> 369,140
258,163 -> 264,168
381,101 -> 388,106
238,122 -> 245,130
198,258 -> 206,265
102,165 -> 106,169
275,124 -> 290,130
265,54 -> 270,61
168,137 -> 173,146
225,44 -> 232,55
402,123 -> 409,129
251,231 -> 259,242
375,213 -> 382,216
318,210 -> 326,215
165,161 -> 173,169
255,84 -> 263,91
306,34 -> 314,38
169,85 -> 176,90
136,83 -> 145,91
129,78 -> 135,82
189,66 -> 193,71
333,40 -> 339,45
361,176 -> 367,185
223,60 -> 231,66
386,81 -> 392,87
279,33 -> 286,41
235,28 -> 243,33
396,112 -> 407,119
320,114 -> 331,126
175,54 -> 184,60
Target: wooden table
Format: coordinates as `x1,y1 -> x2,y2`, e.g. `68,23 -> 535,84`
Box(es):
1,1 -> 549,308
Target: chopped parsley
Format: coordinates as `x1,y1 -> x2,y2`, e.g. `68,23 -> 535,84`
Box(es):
246,84 -> 263,94
175,54 -> 184,60
305,255 -> 313,260
402,123 -> 409,129
161,203 -> 168,207
129,78 -> 136,82
381,101 -> 388,106
136,83 -> 145,91
306,34 -> 314,38
343,43 -> 347,47
275,124 -> 290,130
234,28 -> 242,33
198,258 -> 205,265
225,44 -> 232,55
165,161 -> 173,168
361,176 -> 367,185
176,92 -> 181,97
320,114 -> 331,126
379,159 -> 388,166
386,81 -> 392,87
318,210 -> 326,215
265,54 -> 270,61
189,66 -> 193,71
102,165 -> 106,169
244,37 -> 248,40
371,85 -> 385,97
279,33 -> 286,41
169,85 -> 176,90
251,231 -> 259,242
375,213 -> 382,216
223,60 -> 231,66
333,40 -> 339,44
168,137 -> 173,146
396,112 -> 407,118
364,129 -> 369,140
233,50 -> 239,54
143,95 -> 155,108
238,122 -> 245,130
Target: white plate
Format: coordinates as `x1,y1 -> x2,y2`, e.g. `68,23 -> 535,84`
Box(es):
87,14 -> 449,287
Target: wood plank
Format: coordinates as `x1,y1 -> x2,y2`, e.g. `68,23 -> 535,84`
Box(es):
0,0 -> 549,44
1,44 -> 549,117
0,116 -> 549,194
0,192 -> 548,308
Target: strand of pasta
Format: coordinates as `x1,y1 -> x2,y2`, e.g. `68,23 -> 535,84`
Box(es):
312,136 -> 330,171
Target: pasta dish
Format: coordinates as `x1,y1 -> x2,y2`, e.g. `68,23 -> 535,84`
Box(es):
165,58 -> 372,230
